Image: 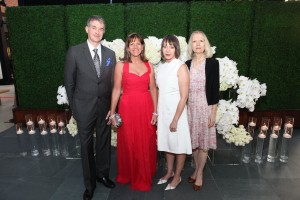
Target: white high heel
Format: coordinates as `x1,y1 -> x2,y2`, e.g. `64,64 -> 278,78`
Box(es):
165,177 -> 181,190
157,172 -> 174,185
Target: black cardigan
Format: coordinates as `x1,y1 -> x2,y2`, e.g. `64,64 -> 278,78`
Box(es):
185,58 -> 220,105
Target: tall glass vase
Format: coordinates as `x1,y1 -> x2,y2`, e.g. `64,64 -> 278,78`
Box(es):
74,134 -> 81,158
39,122 -> 51,156
57,114 -> 69,157
16,123 -> 28,156
59,127 -> 69,157
267,117 -> 282,162
27,123 -> 39,157
242,117 -> 257,163
255,117 -> 270,164
49,118 -> 60,157
279,116 -> 294,163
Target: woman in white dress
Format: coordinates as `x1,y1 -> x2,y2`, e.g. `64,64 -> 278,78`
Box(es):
156,35 -> 192,191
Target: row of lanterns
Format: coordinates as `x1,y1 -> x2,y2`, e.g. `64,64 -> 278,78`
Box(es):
15,114 -> 80,158
242,116 -> 294,164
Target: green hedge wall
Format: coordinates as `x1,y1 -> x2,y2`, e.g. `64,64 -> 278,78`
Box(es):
251,2 -> 300,110
5,2 -> 300,110
125,2 -> 187,38
65,4 -> 125,47
6,6 -> 67,108
189,2 -> 254,76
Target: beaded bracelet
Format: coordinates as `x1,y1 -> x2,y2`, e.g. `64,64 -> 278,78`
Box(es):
109,114 -> 116,119
152,112 -> 158,116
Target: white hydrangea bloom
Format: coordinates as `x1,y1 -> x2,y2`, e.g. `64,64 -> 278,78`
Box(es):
66,116 -> 78,137
57,85 -> 69,105
144,36 -> 162,65
102,39 -> 125,62
236,76 -> 267,112
110,39 -> 125,62
176,36 -> 189,62
260,83 -> 267,96
211,46 -> 216,55
217,57 -> 239,91
216,100 -> 239,135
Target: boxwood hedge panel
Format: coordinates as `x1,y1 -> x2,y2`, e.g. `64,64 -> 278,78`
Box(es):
189,2 -> 254,77
6,6 -> 67,108
65,4 -> 125,47
251,2 -> 300,110
125,2 -> 188,38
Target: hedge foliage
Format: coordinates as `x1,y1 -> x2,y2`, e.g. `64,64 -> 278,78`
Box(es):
125,2 -> 187,38
251,2 -> 300,110
65,4 -> 125,47
5,2 -> 300,110
6,6 -> 67,108
189,2 -> 254,76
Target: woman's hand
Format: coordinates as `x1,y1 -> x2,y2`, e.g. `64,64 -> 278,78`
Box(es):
151,114 -> 158,125
208,112 -> 216,128
208,105 -> 217,128
110,117 -> 118,128
169,120 -> 178,132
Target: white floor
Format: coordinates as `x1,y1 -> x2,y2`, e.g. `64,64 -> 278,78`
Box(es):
0,84 -> 15,132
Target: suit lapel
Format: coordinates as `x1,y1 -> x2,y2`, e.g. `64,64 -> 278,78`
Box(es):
101,45 -> 106,68
99,45 -> 108,83
83,42 -> 99,80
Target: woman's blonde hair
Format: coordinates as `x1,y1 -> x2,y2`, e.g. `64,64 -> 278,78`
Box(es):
187,30 -> 213,59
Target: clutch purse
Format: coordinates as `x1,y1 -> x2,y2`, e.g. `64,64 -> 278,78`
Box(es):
114,113 -> 122,127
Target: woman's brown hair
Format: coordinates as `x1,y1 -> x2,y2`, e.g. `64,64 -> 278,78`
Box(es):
161,35 -> 181,61
121,33 -> 148,63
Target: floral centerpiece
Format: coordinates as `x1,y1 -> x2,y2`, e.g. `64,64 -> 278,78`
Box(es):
57,35 -> 266,147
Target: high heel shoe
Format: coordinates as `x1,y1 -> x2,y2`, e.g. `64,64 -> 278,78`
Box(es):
193,184 -> 203,191
188,176 -> 196,183
157,172 -> 174,185
165,177 -> 181,190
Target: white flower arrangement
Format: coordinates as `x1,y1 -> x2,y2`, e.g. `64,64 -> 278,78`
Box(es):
101,39 -> 125,62
236,76 -> 267,112
217,57 -> 239,91
216,99 -> 239,135
223,125 -> 253,146
176,36 -> 189,62
57,36 -> 266,147
144,36 -> 162,65
57,85 -> 69,105
66,116 -> 78,137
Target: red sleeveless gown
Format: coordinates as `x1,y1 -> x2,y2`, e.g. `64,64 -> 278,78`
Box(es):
116,62 -> 157,191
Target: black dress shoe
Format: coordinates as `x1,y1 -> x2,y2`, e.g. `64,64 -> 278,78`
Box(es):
96,176 -> 116,188
83,189 -> 94,200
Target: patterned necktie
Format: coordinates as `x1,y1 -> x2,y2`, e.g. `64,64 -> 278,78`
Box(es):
93,49 -> 101,78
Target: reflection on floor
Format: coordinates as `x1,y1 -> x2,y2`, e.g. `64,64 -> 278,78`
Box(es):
0,126 -> 299,200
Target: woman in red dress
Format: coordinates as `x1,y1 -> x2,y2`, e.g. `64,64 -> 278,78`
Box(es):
109,33 -> 158,191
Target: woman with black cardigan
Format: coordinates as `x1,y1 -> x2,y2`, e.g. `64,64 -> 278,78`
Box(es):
185,30 -> 219,191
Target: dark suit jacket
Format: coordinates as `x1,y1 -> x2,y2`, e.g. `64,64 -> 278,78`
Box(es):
64,41 -> 116,122
186,58 -> 219,105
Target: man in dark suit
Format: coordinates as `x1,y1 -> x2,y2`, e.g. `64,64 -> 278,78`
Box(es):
64,15 -> 116,200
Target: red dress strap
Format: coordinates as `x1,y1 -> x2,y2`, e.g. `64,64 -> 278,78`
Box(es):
123,62 -> 129,73
144,62 -> 151,74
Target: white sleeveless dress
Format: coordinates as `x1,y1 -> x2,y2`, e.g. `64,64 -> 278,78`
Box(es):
156,59 -> 192,154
